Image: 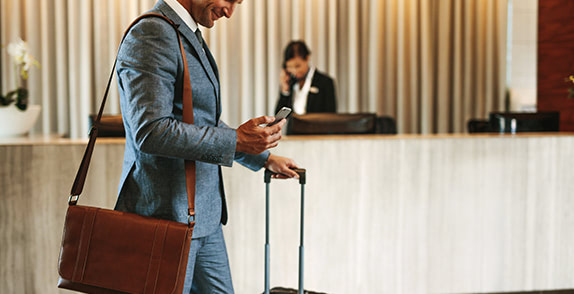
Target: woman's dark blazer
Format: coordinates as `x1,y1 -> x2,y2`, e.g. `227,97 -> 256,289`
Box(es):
275,70 -> 337,114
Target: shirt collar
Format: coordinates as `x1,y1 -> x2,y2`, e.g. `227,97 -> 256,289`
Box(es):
164,0 -> 199,32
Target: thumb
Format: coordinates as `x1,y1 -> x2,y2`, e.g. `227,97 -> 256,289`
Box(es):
253,115 -> 275,125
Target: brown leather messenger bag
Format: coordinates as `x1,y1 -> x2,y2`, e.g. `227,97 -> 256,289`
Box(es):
58,13 -> 196,294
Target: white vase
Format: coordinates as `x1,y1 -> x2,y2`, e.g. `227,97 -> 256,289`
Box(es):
0,104 -> 41,137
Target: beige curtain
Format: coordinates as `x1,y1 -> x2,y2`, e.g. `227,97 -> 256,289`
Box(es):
0,0 -> 507,138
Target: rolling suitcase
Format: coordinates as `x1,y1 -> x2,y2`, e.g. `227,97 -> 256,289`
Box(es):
263,169 -> 327,294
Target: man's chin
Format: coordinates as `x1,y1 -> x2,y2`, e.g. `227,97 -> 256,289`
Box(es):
200,20 -> 215,28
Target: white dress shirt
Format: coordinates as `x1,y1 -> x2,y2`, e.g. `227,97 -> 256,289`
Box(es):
164,0 -> 199,32
292,66 -> 316,115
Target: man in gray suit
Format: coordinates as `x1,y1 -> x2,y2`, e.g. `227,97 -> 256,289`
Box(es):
115,0 -> 298,293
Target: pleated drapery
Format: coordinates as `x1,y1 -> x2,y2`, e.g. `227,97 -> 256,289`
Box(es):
1,0 -> 156,138
0,0 -> 507,138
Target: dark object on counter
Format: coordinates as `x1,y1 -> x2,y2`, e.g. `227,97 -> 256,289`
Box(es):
467,112 -> 560,133
467,119 -> 491,133
89,115 -> 125,137
288,113 -> 377,135
375,116 -> 397,134
489,112 -> 559,133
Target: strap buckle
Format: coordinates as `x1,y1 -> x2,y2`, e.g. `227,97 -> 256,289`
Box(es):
68,195 -> 79,205
188,212 -> 196,224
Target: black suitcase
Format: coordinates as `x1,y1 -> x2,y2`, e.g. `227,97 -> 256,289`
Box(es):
263,169 -> 327,294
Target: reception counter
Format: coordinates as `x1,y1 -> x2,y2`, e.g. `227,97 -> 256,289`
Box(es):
1,134 -> 574,293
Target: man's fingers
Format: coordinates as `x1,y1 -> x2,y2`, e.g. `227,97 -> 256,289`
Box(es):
285,169 -> 299,178
254,116 -> 275,125
266,118 -> 286,132
271,168 -> 298,179
264,134 -> 281,150
237,116 -> 287,154
272,130 -> 283,142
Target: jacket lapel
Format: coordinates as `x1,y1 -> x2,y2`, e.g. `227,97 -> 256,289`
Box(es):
203,46 -> 221,121
204,46 -> 220,82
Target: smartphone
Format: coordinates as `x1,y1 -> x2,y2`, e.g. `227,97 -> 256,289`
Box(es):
267,107 -> 292,126
287,74 -> 297,88
282,63 -> 297,88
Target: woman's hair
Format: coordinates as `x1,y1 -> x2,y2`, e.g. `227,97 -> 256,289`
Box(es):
283,41 -> 311,66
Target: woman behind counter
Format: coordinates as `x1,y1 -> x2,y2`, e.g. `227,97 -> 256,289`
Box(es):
275,41 -> 337,115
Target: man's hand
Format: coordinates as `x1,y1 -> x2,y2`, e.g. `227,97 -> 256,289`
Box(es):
236,116 -> 285,154
264,154 -> 299,179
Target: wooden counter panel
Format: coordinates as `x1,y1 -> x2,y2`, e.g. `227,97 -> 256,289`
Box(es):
0,143 -> 124,294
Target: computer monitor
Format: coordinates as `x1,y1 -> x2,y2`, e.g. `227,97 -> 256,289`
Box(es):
488,112 -> 559,133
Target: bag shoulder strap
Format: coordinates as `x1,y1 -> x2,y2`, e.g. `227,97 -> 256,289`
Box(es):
69,13 -> 196,223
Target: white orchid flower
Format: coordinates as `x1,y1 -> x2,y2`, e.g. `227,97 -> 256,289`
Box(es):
1,38 -> 40,110
7,39 -> 28,64
6,38 -> 39,80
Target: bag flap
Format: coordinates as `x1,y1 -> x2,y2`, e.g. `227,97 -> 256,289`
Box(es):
59,205 -> 192,294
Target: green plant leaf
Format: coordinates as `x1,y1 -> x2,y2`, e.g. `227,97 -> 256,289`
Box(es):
0,95 -> 10,106
0,88 -> 28,109
3,90 -> 17,106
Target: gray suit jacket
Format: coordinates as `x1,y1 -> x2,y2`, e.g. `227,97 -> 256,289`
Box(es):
115,0 -> 269,238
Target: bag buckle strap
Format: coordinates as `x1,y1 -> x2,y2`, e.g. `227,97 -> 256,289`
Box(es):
68,195 -> 79,205
188,211 -> 195,225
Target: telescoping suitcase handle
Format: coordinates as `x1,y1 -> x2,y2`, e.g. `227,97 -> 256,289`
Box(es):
264,168 -> 306,294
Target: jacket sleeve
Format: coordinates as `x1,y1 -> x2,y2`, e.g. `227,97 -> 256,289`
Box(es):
117,18 -> 237,166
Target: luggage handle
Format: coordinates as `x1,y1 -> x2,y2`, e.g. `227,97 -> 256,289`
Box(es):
264,168 -> 306,294
264,168 -> 306,184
